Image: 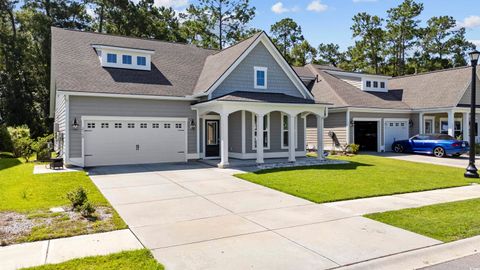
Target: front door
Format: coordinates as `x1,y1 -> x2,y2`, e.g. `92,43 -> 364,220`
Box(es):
205,120 -> 220,157
424,119 -> 433,134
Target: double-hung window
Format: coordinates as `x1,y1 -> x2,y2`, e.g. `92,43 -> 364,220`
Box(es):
281,113 -> 298,149
137,56 -> 146,66
254,67 -> 267,89
252,113 -> 270,149
107,53 -> 117,63
122,55 -> 132,64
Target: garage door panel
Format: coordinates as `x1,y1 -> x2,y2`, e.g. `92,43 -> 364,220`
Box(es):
84,120 -> 186,167
384,120 -> 409,151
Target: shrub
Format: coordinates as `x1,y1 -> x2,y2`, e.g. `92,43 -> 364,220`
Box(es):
66,187 -> 88,211
7,125 -> 31,158
66,187 -> 96,217
0,124 -> 13,152
348,144 -> 360,154
15,137 -> 34,162
32,134 -> 53,161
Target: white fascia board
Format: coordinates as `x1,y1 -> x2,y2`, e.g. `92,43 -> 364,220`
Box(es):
58,91 -> 198,101
326,70 -> 391,79
91,44 -> 155,54
203,33 -> 314,100
344,107 -> 412,113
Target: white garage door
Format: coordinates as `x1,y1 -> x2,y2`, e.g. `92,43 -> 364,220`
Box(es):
84,119 -> 187,167
384,120 -> 409,151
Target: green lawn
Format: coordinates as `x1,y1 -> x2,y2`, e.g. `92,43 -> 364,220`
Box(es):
235,155 -> 479,203
22,249 -> 164,270
366,198 -> 480,242
0,155 -> 126,244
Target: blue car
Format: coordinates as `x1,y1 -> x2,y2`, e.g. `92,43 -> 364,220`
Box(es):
392,134 -> 469,158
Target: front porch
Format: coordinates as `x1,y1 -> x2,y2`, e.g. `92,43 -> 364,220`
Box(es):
199,156 -> 348,169
419,109 -> 480,142
192,92 -> 329,168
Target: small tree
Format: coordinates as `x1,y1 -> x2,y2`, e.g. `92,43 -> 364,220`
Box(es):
32,134 -> 53,161
15,137 -> 34,162
7,125 -> 31,158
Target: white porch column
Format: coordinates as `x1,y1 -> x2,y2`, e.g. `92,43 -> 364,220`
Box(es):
218,112 -> 229,168
288,114 -> 296,162
317,115 -> 325,160
419,112 -> 424,134
448,110 -> 455,137
256,113 -> 264,164
463,112 -> 470,141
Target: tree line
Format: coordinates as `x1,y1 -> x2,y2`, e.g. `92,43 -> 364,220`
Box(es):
0,0 -> 476,136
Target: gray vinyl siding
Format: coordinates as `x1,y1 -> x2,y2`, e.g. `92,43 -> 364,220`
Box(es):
68,96 -> 197,158
349,112 -> 413,146
306,112 -> 347,149
54,93 -> 67,152
245,111 -> 304,153
458,76 -> 480,106
228,111 -> 242,153
211,43 -> 305,99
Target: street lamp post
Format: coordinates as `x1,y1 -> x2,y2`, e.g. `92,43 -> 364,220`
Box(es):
465,50 -> 480,178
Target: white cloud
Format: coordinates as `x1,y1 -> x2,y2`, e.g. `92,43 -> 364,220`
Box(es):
131,0 -> 188,8
471,40 -> 480,49
457,15 -> 480,29
352,0 -> 378,3
271,2 -> 289,14
307,0 -> 328,12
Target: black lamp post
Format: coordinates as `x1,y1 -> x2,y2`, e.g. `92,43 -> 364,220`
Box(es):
465,50 -> 480,178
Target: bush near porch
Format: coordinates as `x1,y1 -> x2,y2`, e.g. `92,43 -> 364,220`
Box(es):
0,154 -> 126,245
235,155 -> 480,203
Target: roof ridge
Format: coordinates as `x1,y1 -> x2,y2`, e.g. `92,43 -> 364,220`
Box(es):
391,65 -> 470,80
51,26 -> 219,52
210,31 -> 263,56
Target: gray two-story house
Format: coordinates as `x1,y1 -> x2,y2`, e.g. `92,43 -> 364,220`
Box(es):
50,28 -> 328,168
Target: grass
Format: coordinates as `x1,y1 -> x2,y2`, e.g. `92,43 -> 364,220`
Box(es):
366,198 -> 480,242
0,154 -> 126,244
21,249 -> 164,270
235,155 -> 480,203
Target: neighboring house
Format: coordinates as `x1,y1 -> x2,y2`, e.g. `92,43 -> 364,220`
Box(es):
50,28 -> 328,168
296,64 -> 480,152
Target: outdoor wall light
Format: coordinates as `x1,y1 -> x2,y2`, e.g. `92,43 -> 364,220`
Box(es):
350,120 -> 354,127
72,117 -> 79,129
189,119 -> 196,130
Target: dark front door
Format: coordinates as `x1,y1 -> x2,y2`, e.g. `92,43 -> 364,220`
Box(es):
205,120 -> 220,157
354,121 -> 378,151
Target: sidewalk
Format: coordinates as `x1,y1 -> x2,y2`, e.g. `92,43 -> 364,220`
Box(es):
0,229 -> 142,270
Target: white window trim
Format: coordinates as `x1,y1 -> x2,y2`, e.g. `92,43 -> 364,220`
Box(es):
252,113 -> 270,150
280,113 -> 298,150
439,117 -> 462,133
254,66 -> 268,89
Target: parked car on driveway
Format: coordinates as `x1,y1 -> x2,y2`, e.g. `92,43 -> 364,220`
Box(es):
392,134 -> 469,158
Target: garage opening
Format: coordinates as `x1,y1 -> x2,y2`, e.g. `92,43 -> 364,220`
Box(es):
354,121 -> 378,152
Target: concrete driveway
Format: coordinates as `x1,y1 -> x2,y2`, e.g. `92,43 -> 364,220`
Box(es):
89,162 -> 441,270
373,152 -> 480,168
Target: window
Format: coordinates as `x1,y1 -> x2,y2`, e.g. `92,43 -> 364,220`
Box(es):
366,81 -> 372,88
107,53 -> 117,63
140,123 -> 147,128
152,123 -> 159,128
137,56 -> 146,66
254,67 -> 267,89
380,82 -> 386,88
440,118 -> 462,137
282,114 -> 289,148
128,123 -> 135,128
115,123 -> 122,128
164,123 -> 171,128
122,55 -> 132,64
101,123 -> 109,128
252,113 -> 270,149
175,123 -> 182,129
373,81 -> 378,88
87,123 -> 95,129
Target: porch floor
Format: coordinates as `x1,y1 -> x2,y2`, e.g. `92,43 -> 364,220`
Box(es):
199,157 -> 348,170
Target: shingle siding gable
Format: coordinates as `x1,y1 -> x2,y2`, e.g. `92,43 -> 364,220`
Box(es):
211,43 -> 304,99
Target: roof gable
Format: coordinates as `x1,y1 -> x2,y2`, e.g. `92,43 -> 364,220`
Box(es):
194,32 -> 313,100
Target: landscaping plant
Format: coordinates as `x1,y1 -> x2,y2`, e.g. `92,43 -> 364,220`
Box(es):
66,187 -> 96,217
32,134 -> 53,161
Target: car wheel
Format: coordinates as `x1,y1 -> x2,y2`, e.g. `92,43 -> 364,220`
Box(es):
393,143 -> 404,153
433,147 -> 445,158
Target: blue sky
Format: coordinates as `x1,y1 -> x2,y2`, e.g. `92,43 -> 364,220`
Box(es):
165,0 -> 480,50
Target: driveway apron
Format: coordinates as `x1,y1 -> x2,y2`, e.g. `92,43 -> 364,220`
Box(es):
89,162 -> 441,270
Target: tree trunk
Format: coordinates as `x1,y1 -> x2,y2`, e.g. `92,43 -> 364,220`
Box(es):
218,0 -> 223,49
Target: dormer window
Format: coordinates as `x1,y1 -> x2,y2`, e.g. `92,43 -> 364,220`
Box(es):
373,81 -> 378,88
107,53 -> 117,63
92,44 -> 154,71
137,56 -> 146,66
122,55 -> 132,64
254,66 -> 267,89
366,81 -> 371,88
380,82 -> 385,88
